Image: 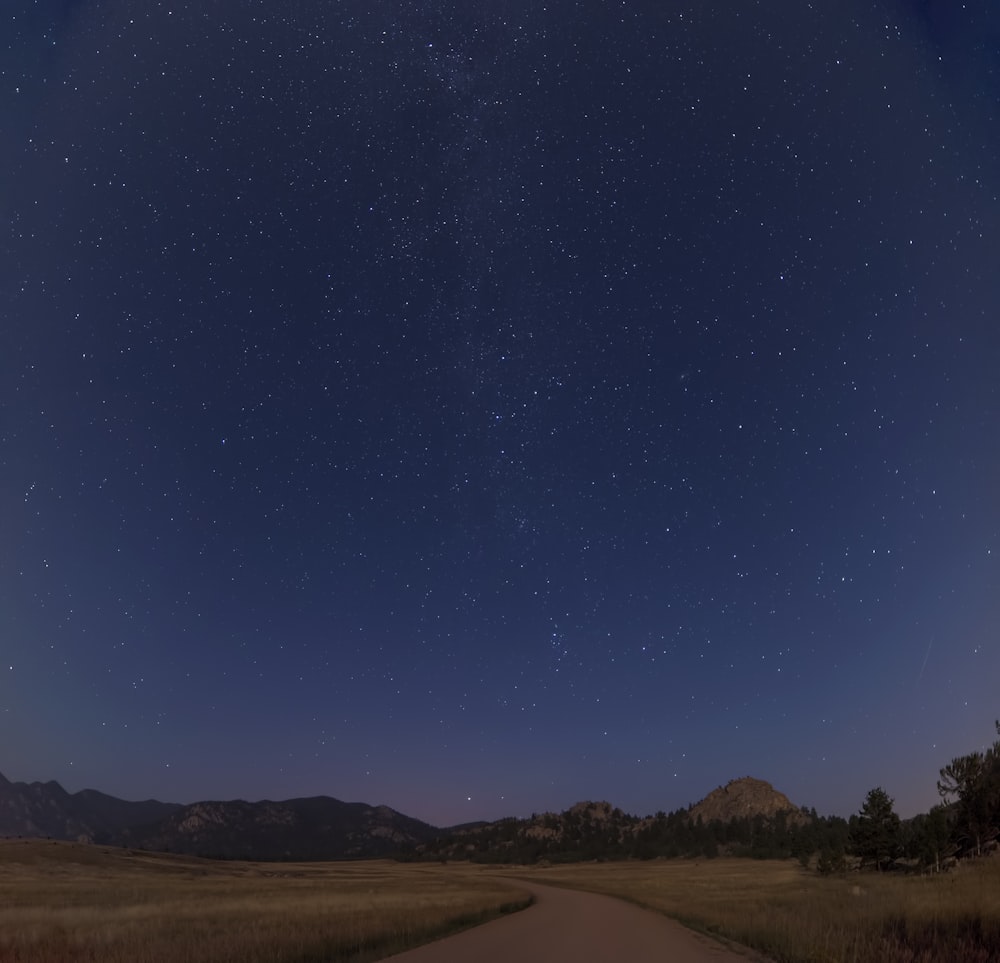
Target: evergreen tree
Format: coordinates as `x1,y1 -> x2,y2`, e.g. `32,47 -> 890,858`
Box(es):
937,722 -> 1000,857
850,786 -> 901,871
909,805 -> 952,873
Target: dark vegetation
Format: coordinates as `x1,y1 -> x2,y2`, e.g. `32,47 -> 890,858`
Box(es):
400,799 -> 850,865
844,720 -> 1000,874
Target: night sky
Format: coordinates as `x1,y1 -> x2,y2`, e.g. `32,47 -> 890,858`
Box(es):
3,1 -> 999,828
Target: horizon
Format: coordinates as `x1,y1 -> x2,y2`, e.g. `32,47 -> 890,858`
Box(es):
0,757 -> 964,827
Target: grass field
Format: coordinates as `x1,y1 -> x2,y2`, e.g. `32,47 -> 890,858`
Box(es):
4,840 -> 998,962
0,839 -> 529,963
512,856 -> 1000,963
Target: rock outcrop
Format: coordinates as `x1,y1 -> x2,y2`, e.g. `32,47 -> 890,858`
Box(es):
689,776 -> 805,824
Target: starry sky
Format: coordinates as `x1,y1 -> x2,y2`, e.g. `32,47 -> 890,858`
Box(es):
2,0 -> 999,828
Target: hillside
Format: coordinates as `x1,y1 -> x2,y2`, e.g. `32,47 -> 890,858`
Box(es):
122,797 -> 437,860
689,777 -> 808,825
406,781 -> 843,864
0,772 -> 436,859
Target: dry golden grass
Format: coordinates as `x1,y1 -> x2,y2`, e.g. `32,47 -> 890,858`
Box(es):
0,840 -> 529,963
7,840 -> 998,962
511,856 -> 1000,962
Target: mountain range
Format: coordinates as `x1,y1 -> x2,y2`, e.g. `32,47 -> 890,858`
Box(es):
0,770 -> 437,859
0,769 -> 179,842
0,770 -> 812,861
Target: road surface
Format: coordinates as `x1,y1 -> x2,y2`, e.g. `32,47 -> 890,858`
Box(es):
382,880 -> 761,962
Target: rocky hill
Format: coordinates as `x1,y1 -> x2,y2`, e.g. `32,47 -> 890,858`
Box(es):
407,780 -> 829,863
412,799 -> 636,863
689,777 -> 807,824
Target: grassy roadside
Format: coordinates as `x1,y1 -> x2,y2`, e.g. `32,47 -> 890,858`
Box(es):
0,840 -> 530,963
506,856 -> 1000,963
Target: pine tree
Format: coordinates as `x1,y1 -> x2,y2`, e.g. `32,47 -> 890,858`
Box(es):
919,805 -> 952,873
937,723 -> 1000,857
850,786 -> 901,871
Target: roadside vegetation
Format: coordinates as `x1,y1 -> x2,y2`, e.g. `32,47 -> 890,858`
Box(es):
0,841 -> 529,963
516,854 -> 1000,963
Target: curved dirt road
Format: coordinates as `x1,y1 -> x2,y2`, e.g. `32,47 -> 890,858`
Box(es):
382,880 -> 758,962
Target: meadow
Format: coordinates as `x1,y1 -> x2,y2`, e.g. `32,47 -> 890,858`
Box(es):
515,855 -> 1000,963
0,840 -> 528,963
4,839 -> 999,963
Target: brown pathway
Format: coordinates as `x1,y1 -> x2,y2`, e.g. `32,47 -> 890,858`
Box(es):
382,879 -> 761,962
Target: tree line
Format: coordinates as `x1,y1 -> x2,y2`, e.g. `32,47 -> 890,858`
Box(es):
399,721 -> 999,871
401,805 -> 851,865
848,720 -> 1000,873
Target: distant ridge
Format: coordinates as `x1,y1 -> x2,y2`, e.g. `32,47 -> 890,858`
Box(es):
122,797 -> 438,860
0,771 -> 436,860
0,771 -> 180,841
1,769 -> 819,862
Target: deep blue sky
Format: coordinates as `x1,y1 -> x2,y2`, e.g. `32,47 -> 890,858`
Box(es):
3,0 -> 998,827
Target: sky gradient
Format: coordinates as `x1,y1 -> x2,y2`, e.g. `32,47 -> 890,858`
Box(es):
3,0 -> 999,828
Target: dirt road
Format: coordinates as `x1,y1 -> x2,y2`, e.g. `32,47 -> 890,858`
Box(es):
382,880 -> 759,962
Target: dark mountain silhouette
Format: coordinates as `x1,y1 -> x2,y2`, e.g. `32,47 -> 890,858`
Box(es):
0,771 -> 436,859
2,769 -> 837,864
121,797 -> 438,860
0,771 -> 180,841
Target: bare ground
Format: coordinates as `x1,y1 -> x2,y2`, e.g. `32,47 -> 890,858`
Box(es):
382,879 -> 763,962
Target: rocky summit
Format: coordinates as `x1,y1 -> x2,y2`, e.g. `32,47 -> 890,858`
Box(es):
688,776 -> 805,824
